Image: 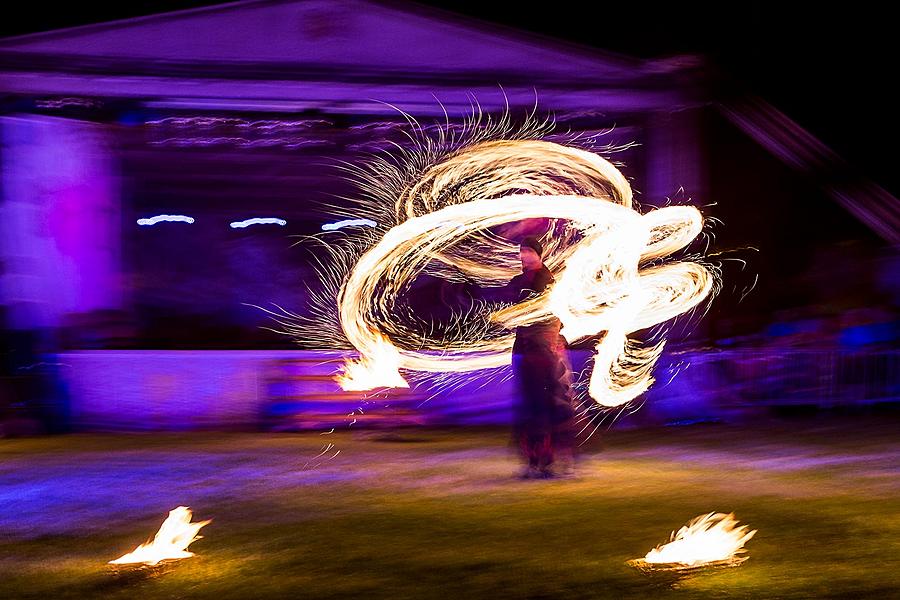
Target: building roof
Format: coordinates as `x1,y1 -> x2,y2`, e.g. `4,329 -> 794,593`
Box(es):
0,0 -> 703,114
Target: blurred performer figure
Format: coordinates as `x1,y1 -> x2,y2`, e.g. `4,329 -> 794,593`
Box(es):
497,237 -> 575,478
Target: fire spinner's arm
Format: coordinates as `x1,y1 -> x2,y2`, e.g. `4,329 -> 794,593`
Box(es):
481,273 -> 528,305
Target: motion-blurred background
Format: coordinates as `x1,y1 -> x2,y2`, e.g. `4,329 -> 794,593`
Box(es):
0,0 -> 896,434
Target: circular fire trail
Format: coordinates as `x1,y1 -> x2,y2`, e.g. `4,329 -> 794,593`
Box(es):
274,110 -> 717,409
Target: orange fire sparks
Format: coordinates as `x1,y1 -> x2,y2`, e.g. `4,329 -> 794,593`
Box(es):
109,506 -> 211,567
634,512 -> 757,570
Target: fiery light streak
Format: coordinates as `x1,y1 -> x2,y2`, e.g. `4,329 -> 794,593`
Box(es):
109,506 -> 210,566
277,107 -> 716,411
335,193 -> 711,409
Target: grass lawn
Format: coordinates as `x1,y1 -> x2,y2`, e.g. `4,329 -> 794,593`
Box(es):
1,417 -> 898,599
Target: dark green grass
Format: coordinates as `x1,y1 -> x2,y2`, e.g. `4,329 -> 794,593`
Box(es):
1,419 -> 898,599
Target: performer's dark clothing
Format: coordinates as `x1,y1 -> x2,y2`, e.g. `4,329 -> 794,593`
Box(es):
497,266 -> 575,471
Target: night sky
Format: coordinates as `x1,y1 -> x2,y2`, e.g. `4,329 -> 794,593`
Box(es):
3,1 -> 896,197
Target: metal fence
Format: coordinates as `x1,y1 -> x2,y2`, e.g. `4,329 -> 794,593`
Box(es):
667,348 -> 900,408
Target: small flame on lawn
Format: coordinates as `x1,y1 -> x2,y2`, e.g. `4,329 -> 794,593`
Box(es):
642,512 -> 756,567
109,506 -> 211,566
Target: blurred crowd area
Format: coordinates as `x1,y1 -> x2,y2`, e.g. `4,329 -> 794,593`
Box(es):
712,242 -> 899,352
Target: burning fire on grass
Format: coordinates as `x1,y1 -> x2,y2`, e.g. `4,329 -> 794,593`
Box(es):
109,506 -> 211,567
628,512 -> 757,573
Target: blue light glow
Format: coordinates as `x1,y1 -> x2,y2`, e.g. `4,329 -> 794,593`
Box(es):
321,218 -> 377,231
137,215 -> 195,226
230,218 -> 288,229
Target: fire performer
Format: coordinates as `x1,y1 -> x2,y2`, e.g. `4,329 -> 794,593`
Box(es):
495,236 -> 575,478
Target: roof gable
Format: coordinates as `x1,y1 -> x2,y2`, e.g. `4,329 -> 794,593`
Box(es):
0,0 -> 640,79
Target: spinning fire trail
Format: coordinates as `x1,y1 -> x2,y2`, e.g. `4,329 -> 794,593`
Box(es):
276,111 -> 716,409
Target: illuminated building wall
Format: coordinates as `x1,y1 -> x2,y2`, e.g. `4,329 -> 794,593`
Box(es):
0,115 -> 122,329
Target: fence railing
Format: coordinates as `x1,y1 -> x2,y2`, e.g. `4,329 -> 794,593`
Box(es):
656,348 -> 900,408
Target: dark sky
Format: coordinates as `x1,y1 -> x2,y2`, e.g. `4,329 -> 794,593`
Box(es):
3,1 -> 897,195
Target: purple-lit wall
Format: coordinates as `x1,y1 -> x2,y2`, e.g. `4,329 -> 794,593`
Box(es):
57,348 -> 898,431
1,115 -> 122,329
55,347 -> 715,432
61,350 -> 278,430
58,350 -> 519,431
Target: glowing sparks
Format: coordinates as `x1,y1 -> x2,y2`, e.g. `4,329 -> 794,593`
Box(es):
641,512 -> 757,568
137,214 -> 195,226
322,218 -> 378,231
336,193 -> 711,406
230,217 -> 287,228
275,107 -> 717,413
332,139 -> 713,407
109,506 -> 211,566
336,336 -> 410,390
